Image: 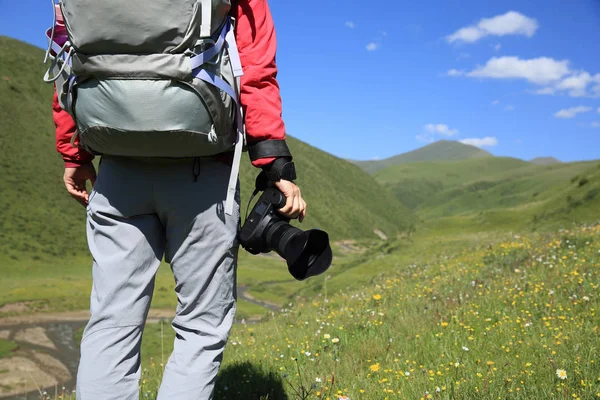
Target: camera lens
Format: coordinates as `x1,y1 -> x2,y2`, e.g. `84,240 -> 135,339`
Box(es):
265,220 -> 333,281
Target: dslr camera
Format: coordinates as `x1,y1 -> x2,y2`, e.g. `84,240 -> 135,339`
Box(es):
239,172 -> 332,281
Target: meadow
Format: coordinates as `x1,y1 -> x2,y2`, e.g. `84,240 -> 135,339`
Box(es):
33,224 -> 598,400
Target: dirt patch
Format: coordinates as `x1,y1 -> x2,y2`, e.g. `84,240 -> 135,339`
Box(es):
335,240 -> 366,254
0,331 -> 10,340
0,303 -> 30,315
0,356 -> 58,398
31,352 -> 71,381
14,328 -> 56,350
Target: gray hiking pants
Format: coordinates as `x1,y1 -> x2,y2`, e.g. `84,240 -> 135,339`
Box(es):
76,156 -> 240,400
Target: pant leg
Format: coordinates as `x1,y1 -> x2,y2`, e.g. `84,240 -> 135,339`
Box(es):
156,158 -> 240,400
77,157 -> 165,400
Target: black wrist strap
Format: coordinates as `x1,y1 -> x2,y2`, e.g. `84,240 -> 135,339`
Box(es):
248,139 -> 292,161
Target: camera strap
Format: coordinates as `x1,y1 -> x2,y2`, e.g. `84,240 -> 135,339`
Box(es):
244,171 -> 270,221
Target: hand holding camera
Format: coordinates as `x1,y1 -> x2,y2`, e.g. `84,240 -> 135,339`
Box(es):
238,163 -> 333,281
273,179 -> 307,223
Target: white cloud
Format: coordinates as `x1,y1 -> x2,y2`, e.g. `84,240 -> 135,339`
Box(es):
555,72 -> 597,97
504,105 -> 515,111
447,69 -> 465,77
446,11 -> 538,44
424,123 -> 458,136
591,122 -> 600,128
460,137 -> 498,148
598,107 -> 600,113
345,21 -> 356,29
467,56 -> 570,85
492,100 -> 500,105
554,106 -> 592,119
494,43 -> 502,52
366,42 -> 379,51
534,87 -> 557,95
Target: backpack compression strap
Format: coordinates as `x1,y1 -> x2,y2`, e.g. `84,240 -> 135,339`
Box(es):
191,17 -> 244,216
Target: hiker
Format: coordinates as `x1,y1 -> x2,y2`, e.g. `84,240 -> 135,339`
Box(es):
47,1 -> 305,399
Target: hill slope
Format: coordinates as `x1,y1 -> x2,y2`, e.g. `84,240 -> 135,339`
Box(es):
530,157 -> 561,165
0,36 -> 414,263
374,157 -> 530,210
354,140 -> 492,174
371,149 -> 599,229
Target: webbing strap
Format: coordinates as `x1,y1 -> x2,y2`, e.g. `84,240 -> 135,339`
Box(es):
194,69 -> 237,104
43,42 -> 73,83
195,69 -> 243,215
189,21 -> 228,70
46,28 -> 64,58
192,16 -> 246,216
43,0 -> 58,64
225,26 -> 243,77
199,0 -> 212,38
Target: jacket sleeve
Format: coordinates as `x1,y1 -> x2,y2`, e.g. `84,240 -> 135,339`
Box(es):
53,90 -> 94,167
234,0 -> 287,168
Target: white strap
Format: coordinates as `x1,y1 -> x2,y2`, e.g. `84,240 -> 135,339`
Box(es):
224,124 -> 244,216
199,0 -> 212,38
225,26 -> 244,78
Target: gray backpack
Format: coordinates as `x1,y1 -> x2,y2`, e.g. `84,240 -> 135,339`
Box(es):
43,0 -> 244,215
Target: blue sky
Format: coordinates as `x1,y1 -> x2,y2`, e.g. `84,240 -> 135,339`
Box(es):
2,0 -> 599,162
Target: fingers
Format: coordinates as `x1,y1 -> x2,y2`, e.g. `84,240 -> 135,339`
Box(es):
299,199 -> 307,223
65,182 -> 89,207
273,180 -> 308,221
279,191 -> 306,221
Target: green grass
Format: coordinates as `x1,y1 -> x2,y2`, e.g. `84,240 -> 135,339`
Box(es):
353,140 -> 492,174
373,157 -> 529,210
133,225 -> 600,399
0,339 -> 18,359
369,151 -> 600,234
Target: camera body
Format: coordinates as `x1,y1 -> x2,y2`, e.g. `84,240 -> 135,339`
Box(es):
238,187 -> 333,281
239,188 -> 288,255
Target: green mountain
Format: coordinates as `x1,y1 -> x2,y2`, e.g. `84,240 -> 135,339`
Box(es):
372,151 -> 600,229
374,157 -> 530,210
0,36 -> 414,263
353,140 -> 493,174
530,157 -> 561,165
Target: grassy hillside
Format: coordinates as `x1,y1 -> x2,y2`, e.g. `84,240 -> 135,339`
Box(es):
0,36 -> 414,265
354,140 -> 492,174
530,156 -> 561,165
374,157 -> 529,210
372,149 -> 600,232
418,161 -> 598,219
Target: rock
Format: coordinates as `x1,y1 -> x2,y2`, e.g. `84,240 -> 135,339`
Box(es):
14,327 -> 57,350
0,356 -> 58,397
32,351 -> 71,381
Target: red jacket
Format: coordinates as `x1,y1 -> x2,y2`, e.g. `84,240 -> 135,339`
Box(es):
53,0 -> 285,168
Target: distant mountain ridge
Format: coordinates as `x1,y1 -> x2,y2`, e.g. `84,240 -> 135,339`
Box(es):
530,157 -> 562,165
353,140 -> 493,174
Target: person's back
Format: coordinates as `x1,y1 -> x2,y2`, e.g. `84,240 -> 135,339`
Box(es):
45,1 -> 306,399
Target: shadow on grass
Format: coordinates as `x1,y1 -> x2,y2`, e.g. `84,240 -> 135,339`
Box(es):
214,361 -> 288,400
